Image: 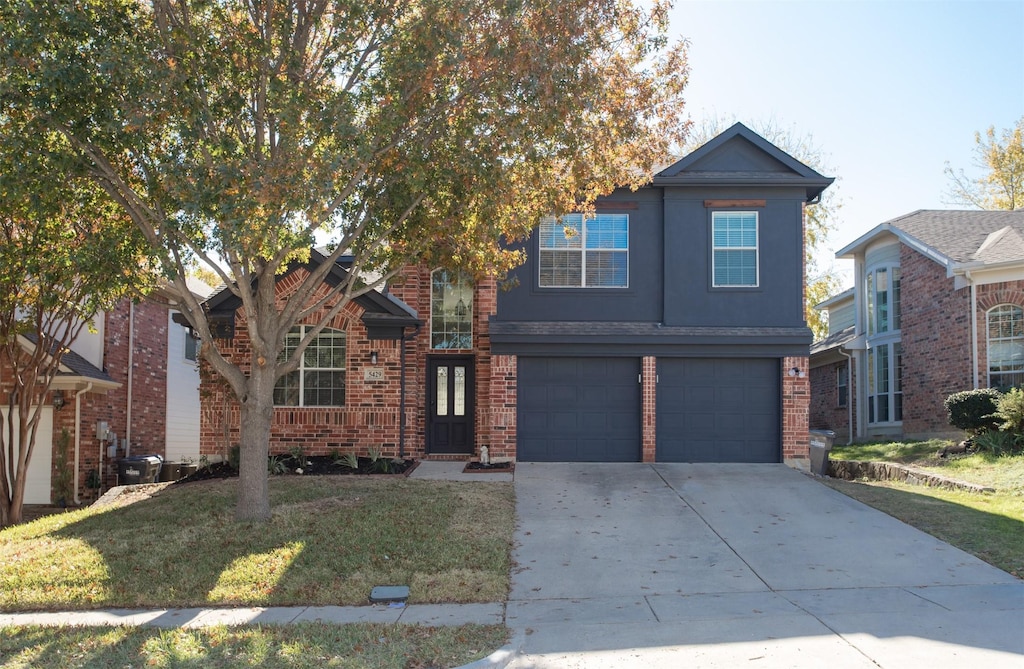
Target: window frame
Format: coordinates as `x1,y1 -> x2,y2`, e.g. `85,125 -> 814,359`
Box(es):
866,265 -> 901,336
867,341 -> 903,425
430,268 -> 474,350
711,211 -> 759,288
986,303 -> 1024,390
538,213 -> 629,289
184,328 -> 199,363
836,364 -> 848,408
273,325 -> 346,408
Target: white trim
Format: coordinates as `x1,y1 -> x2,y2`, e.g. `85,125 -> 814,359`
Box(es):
711,211 -> 759,288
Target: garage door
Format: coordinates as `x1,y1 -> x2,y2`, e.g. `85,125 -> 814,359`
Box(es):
657,358 -> 779,463
2,407 -> 53,504
518,357 -> 640,462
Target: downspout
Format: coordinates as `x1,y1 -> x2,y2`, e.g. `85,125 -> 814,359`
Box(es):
72,382 -> 93,505
839,348 -> 854,445
966,270 -> 979,389
125,302 -> 134,457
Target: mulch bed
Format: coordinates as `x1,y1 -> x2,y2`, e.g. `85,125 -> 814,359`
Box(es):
462,461 -> 514,474
175,456 -> 418,484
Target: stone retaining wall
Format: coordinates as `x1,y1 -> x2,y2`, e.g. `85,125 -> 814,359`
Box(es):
828,459 -> 995,494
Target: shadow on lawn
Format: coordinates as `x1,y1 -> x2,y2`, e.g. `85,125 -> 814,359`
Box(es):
39,476 -> 508,611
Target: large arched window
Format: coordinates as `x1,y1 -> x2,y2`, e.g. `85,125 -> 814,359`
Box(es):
431,269 -> 473,350
987,304 -> 1024,390
273,325 -> 346,406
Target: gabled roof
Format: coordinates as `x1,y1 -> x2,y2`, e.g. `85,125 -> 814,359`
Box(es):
201,249 -> 420,339
21,333 -> 119,391
837,210 -> 1024,269
652,122 -> 834,202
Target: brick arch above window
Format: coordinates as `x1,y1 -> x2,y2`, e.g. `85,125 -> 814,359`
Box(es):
977,289 -> 1024,313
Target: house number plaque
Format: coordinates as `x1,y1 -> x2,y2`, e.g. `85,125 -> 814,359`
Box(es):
364,368 -> 385,382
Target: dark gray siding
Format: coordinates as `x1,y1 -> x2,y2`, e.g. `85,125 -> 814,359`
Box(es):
497,189 -> 663,323
517,357 -> 640,462
661,186 -> 808,328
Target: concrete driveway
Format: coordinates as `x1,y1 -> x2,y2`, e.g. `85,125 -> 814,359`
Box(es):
505,463 -> 1023,668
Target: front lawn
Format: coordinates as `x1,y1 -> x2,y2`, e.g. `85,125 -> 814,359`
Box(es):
824,441 -> 1024,577
0,622 -> 507,669
0,476 -> 514,611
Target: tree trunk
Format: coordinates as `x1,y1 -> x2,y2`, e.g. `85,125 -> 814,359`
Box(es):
235,369 -> 275,522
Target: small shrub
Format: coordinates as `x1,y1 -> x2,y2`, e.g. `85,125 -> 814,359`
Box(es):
340,452 -> 360,470
972,429 -> 1023,455
268,454 -> 289,475
944,388 -> 1001,433
993,387 -> 1024,433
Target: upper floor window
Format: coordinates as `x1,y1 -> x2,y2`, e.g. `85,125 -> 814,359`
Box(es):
431,269 -> 473,349
987,304 -> 1024,390
712,211 -> 758,287
866,266 -> 901,335
273,325 -> 346,407
539,213 -> 628,288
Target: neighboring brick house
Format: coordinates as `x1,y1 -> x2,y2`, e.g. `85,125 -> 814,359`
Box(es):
6,282 -> 208,505
810,209 -> 1024,442
199,123 -> 832,466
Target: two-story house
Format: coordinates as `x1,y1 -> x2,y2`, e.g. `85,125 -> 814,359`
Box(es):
198,123 -> 832,466
810,209 -> 1024,442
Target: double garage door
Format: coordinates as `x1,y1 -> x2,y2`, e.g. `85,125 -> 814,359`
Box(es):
517,357 -> 779,463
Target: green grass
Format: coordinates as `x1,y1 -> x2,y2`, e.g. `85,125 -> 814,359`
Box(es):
0,622 -> 508,669
0,477 -> 514,611
823,440 -> 1024,578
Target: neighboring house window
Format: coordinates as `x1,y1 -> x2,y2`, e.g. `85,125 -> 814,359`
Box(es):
273,325 -> 346,407
867,342 -> 903,423
837,364 -> 848,407
987,304 -> 1024,390
539,213 -> 628,288
712,211 -> 758,287
866,266 -> 901,335
431,269 -> 473,349
184,330 -> 199,362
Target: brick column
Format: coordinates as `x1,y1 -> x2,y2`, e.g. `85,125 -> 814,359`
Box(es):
782,355 -> 810,463
642,356 -> 657,462
486,354 -> 517,461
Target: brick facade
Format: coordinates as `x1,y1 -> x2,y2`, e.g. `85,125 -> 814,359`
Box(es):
198,266 -> 506,462
897,247 -> 969,437
1,297 -> 176,505
809,359 -> 854,442
782,356 -> 810,461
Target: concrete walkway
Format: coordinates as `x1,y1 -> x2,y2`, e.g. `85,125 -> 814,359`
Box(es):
506,463 -> 1023,668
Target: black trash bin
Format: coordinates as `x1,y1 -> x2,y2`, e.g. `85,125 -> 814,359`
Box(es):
808,430 -> 835,477
118,454 -> 163,484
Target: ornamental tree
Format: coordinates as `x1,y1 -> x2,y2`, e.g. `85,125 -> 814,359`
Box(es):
0,129 -> 152,526
0,0 -> 689,521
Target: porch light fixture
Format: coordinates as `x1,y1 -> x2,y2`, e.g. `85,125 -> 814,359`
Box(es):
370,351 -> 378,365
52,390 -> 65,411
788,367 -> 805,378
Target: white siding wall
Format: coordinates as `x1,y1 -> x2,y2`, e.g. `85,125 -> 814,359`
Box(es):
164,312 -> 201,462
68,313 -> 105,369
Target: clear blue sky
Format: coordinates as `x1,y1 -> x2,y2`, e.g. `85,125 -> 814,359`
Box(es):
668,0 -> 1024,286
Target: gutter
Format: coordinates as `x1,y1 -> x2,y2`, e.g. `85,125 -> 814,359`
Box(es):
73,382 -> 93,505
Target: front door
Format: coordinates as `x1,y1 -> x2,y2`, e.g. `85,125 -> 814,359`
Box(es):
427,357 -> 474,454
